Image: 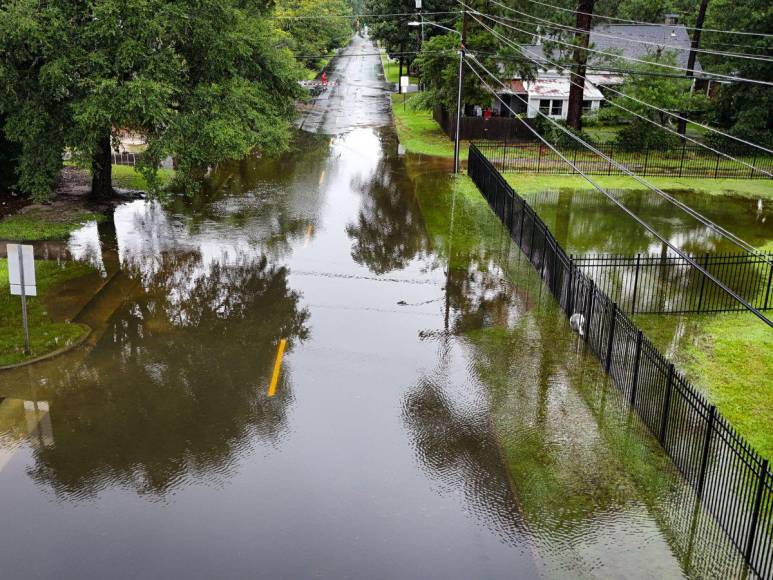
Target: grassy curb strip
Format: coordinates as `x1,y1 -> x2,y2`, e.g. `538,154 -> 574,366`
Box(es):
0,260 -> 93,366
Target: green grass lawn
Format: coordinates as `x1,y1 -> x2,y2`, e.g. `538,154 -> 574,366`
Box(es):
504,173 -> 773,199
380,51 -> 416,86
112,164 -> 174,191
0,208 -> 107,241
0,260 -> 92,366
638,313 -> 773,459
391,94 -> 474,160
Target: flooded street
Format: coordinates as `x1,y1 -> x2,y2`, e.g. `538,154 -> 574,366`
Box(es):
0,35 -> 749,578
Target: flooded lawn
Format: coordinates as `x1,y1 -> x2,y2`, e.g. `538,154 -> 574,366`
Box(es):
0,34 -> 753,578
523,187 -> 772,256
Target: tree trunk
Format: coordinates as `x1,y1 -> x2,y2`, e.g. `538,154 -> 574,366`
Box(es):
566,0 -> 595,131
677,0 -> 710,140
91,130 -> 113,199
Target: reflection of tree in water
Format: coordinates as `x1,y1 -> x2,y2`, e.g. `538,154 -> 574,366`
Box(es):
402,361 -> 529,547
346,155 -> 429,274
29,252 -> 310,499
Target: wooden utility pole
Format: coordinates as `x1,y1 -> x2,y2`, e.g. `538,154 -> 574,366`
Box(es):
566,0 -> 594,131
677,0 -> 710,139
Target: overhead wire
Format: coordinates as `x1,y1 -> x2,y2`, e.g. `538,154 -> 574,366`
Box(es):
464,10 -> 773,155
465,9 -> 773,261
487,1 -> 773,63
466,9 -> 773,86
519,0 -> 773,39
462,53 -> 772,327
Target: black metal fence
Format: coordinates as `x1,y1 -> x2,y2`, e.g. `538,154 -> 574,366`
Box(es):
474,142 -> 773,180
112,151 -> 141,166
468,143 -> 773,579
575,253 -> 773,315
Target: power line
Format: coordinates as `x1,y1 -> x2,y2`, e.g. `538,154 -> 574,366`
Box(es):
467,9 -> 773,257
520,0 -> 773,39
467,9 -> 773,86
463,54 -> 773,327
488,1 -> 773,63
465,14 -> 773,155
270,10 -> 460,19
465,11 -> 773,256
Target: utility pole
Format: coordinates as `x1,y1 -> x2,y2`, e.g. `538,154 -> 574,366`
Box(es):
566,0 -> 594,131
453,8 -> 468,174
677,0 -> 710,139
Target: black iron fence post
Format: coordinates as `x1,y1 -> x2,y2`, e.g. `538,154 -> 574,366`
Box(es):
696,253 -> 709,313
584,281 -> 595,342
607,144 -> 614,175
630,330 -> 644,405
643,145 -> 650,177
749,154 -> 757,179
678,143 -> 687,177
605,302 -> 617,372
659,363 -> 676,445
567,257 -> 575,314
764,261 -> 773,310
714,154 -> 721,178
697,405 -> 716,498
631,254 -> 641,315
745,458 -> 769,562
536,144 -> 543,173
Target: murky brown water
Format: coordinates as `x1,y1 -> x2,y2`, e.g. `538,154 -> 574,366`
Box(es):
0,34 -> 751,579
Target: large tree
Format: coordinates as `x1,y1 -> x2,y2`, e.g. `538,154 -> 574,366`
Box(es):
0,0 -> 304,201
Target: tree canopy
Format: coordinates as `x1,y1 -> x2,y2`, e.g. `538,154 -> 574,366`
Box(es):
0,0 -> 309,201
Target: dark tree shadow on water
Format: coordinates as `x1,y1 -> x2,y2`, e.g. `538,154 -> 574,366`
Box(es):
28,251 -> 310,500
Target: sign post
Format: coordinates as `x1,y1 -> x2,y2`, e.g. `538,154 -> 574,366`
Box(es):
7,244 -> 36,355
400,75 -> 410,111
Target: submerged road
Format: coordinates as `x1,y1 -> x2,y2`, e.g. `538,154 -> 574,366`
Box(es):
0,34 -> 747,579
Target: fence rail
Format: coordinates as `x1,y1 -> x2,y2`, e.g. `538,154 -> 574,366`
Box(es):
575,253 -> 773,315
474,141 -> 773,180
468,143 -> 773,579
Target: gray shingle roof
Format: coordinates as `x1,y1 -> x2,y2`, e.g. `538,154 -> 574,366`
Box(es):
522,24 -> 703,75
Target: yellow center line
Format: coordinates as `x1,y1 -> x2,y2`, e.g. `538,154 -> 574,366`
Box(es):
267,338 -> 287,397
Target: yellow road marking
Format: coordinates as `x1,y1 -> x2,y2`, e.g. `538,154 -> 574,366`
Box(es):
318,170 -> 326,186
304,223 -> 314,247
267,339 -> 287,397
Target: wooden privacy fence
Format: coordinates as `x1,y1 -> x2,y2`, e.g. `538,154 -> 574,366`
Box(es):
474,142 -> 773,180
468,143 -> 773,579
575,253 -> 773,316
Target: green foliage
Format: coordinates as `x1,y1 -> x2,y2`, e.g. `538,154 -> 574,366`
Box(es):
596,53 -> 706,151
0,208 -> 106,241
275,0 -> 354,73
0,0 -> 306,201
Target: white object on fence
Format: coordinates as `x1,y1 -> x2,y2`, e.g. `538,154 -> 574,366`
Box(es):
569,313 -> 585,337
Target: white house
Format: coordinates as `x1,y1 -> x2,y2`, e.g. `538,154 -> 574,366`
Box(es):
492,16 -> 703,121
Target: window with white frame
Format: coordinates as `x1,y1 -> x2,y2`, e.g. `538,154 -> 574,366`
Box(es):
539,99 -> 564,116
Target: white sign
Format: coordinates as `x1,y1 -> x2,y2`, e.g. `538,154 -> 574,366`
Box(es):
7,244 -> 36,296
400,75 -> 410,94
415,0 -> 422,8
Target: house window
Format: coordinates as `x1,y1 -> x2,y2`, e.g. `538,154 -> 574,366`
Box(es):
539,99 -> 564,116
582,100 -> 593,112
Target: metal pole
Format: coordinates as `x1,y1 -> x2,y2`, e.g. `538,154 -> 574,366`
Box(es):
746,459 -> 769,562
18,245 -> 30,355
697,405 -> 716,498
605,302 -> 617,372
630,330 -> 644,405
454,47 -> 464,174
659,363 -> 675,444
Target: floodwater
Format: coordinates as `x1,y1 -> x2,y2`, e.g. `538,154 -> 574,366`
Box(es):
0,35 -> 751,578
524,187 -> 772,256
